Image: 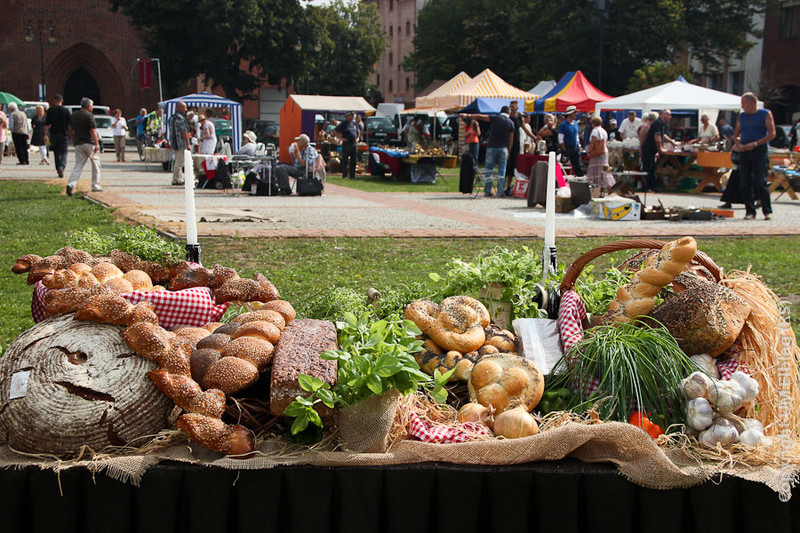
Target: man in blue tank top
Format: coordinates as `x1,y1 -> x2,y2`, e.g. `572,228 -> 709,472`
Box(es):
733,92 -> 776,220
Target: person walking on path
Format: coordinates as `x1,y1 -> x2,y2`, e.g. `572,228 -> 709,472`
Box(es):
168,102 -> 191,186
558,106 -> 583,177
8,103 -> 29,165
334,111 -> 359,179
733,92 -> 775,220
0,104 -> 7,164
112,108 -> 128,162
45,94 -> 71,177
31,105 -> 49,165
66,97 -> 102,196
461,106 -> 514,197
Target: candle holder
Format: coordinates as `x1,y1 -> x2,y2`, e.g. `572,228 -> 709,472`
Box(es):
542,245 -> 558,280
531,283 -> 562,318
186,243 -> 201,264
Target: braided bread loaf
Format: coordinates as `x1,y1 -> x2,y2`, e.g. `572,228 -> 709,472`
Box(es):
72,291 -> 296,455
405,296 -> 490,353
603,236 -> 698,324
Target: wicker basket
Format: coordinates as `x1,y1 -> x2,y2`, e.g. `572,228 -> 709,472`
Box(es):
559,238 -> 723,293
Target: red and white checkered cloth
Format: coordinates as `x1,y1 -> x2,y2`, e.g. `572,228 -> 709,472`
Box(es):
406,412 -> 492,443
32,281 -> 228,330
715,343 -> 748,379
557,290 -> 601,394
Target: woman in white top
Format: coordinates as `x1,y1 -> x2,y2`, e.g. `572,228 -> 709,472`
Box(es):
111,108 -> 128,161
199,115 -> 218,171
586,115 -> 615,190
690,114 -> 720,144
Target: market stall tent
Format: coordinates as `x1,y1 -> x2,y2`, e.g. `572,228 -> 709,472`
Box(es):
415,71 -> 472,109
458,97 -> 517,114
528,80 -> 556,96
436,69 -> 537,110
279,95 -> 375,163
528,70 -> 613,113
594,80 -> 749,115
162,92 -> 243,152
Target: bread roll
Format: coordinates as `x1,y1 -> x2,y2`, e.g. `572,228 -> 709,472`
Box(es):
468,354 -> 544,414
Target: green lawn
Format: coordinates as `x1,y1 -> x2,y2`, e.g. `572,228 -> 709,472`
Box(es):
325,166 -> 461,193
2,180 -> 799,353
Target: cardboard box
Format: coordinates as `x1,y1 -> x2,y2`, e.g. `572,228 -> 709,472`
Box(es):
591,195 -> 641,221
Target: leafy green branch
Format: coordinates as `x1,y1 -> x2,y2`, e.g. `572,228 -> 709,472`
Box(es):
283,311 -> 453,437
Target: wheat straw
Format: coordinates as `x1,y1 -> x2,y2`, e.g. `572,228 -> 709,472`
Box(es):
720,271 -> 800,438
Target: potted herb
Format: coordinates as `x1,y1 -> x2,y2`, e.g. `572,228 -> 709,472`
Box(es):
283,311 -> 451,452
429,246 -> 547,325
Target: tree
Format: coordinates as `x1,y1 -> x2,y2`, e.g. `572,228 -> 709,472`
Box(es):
109,0 -> 304,99
626,63 -> 696,92
405,0 -> 764,97
299,1 -> 387,96
108,0 -> 385,100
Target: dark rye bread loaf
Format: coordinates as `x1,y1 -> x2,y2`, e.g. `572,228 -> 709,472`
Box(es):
269,319 -> 338,418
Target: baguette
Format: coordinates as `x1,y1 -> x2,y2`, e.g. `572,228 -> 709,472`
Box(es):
603,236 -> 698,324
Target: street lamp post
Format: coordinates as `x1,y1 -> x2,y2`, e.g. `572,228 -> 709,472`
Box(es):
294,38 -> 322,94
25,17 -> 57,101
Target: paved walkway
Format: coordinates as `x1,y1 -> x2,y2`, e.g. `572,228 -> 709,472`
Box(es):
3,149 -> 799,239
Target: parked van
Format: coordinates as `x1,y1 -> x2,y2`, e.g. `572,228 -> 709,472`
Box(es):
375,103 -> 404,131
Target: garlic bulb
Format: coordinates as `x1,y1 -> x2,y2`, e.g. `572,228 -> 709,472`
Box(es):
699,418 -> 739,446
729,371 -> 759,403
687,397 -> 714,431
739,428 -> 769,448
690,353 -> 720,379
709,380 -> 745,415
681,371 -> 714,400
728,416 -> 763,435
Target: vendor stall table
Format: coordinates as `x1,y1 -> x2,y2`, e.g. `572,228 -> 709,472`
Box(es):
144,147 -> 172,163
0,460 -> 795,533
656,151 -> 705,189
691,151 -> 731,193
771,168 -> 800,200
516,153 -> 549,178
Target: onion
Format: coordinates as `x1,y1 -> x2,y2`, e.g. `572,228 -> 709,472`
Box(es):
457,402 -> 493,429
492,405 -> 538,439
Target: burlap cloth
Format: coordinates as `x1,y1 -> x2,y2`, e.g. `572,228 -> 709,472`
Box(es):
1,421 -> 796,495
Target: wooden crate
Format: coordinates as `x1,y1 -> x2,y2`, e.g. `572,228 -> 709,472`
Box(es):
696,151 -> 731,168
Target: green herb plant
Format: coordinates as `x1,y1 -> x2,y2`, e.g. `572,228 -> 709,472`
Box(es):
551,322 -> 699,429
572,263 -> 633,316
429,246 -> 547,319
283,311 -> 452,437
66,225 -> 182,263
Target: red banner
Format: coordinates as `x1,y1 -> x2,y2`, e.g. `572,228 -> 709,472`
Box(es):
139,59 -> 152,91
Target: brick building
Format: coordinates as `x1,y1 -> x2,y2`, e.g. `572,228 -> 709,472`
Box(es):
761,0 -> 800,124
365,0 -> 427,106
0,0 -> 282,122
0,0 -> 158,117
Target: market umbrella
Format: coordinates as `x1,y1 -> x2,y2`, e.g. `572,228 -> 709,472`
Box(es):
0,92 -> 24,106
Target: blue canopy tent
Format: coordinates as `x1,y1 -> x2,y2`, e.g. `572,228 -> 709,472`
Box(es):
458,97 -> 515,114
162,92 -> 243,152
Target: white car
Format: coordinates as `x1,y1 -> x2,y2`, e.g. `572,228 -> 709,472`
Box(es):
92,115 -> 115,151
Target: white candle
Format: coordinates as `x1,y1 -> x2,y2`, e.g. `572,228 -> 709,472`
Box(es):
544,151 -> 556,249
184,149 -> 198,245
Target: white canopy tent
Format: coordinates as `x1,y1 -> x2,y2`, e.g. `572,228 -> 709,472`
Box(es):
162,92 -> 243,152
594,80 -> 755,124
